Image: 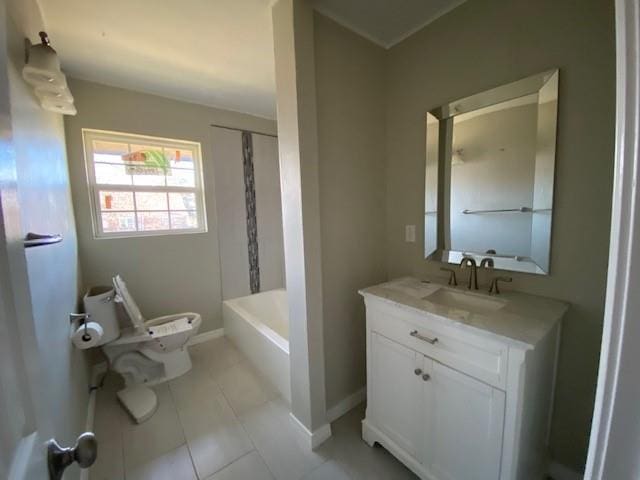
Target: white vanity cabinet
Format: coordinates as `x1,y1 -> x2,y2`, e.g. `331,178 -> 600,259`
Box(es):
361,278 -> 567,480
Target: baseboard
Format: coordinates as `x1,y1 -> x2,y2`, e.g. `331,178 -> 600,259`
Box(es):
326,387 -> 366,423
548,461 -> 583,480
289,412 -> 332,450
80,361 -> 108,480
188,327 -> 225,345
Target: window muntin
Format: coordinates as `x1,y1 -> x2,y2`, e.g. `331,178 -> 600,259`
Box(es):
83,129 -> 207,238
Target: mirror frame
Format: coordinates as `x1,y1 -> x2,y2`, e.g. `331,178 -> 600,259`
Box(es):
425,69 -> 559,275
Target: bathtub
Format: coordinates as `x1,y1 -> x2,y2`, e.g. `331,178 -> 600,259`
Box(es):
223,289 -> 291,403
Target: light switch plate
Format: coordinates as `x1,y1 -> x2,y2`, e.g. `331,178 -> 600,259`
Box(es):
405,225 -> 416,243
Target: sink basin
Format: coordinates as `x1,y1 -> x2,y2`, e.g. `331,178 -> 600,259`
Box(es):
423,288 -> 506,315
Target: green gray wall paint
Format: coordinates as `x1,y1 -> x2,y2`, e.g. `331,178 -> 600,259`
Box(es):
384,0 -> 615,470
314,13 -> 388,410
65,79 -> 276,333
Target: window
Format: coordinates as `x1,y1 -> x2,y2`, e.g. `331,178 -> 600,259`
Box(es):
83,129 -> 207,238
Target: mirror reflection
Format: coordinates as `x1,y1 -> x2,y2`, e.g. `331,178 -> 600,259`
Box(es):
425,70 -> 559,275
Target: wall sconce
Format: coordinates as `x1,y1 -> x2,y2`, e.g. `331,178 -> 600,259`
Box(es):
452,148 -> 465,165
23,32 -> 76,115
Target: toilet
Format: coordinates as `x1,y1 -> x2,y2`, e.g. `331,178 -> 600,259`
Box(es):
83,275 -> 201,423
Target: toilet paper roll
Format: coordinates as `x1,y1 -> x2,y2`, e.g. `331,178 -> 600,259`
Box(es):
71,322 -> 104,349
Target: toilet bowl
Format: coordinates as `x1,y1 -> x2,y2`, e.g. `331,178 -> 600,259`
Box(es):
83,275 -> 201,422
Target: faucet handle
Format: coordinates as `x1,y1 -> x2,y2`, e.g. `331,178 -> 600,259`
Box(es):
489,276 -> 512,295
440,267 -> 457,286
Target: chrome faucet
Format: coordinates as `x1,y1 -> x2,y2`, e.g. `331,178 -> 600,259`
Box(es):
489,276 -> 512,295
459,257 -> 478,290
480,257 -> 494,268
440,267 -> 457,286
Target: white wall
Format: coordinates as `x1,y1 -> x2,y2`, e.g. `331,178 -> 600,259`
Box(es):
6,2 -> 88,478
313,13 -> 388,411
384,0 -> 615,470
212,127 -> 284,300
64,79 -> 276,333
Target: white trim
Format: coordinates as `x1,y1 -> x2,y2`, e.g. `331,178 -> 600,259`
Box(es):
187,328 -> 225,346
81,128 -> 208,240
80,362 -> 108,480
288,412 -> 332,450
326,387 -> 366,423
585,1 -> 640,479
548,462 -> 583,480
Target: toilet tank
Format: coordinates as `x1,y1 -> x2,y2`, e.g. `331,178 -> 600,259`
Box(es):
84,286 -> 121,345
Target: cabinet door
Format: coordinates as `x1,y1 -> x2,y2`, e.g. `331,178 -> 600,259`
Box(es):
425,361 -> 505,480
370,332 -> 423,457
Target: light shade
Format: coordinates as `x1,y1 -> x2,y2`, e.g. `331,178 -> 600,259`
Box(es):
22,32 -> 76,116
22,33 -> 66,88
35,78 -> 74,103
40,96 -> 77,116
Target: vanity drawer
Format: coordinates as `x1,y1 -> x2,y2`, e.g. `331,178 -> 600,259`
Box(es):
368,303 -> 508,390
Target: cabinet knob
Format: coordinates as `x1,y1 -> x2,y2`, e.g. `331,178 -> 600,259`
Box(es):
422,374 -> 431,382
414,368 -> 423,376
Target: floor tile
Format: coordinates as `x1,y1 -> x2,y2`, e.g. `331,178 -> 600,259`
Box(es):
91,339 -> 417,480
178,391 -> 254,479
217,361 -> 273,416
169,363 -> 221,412
206,451 -> 274,480
303,461 -> 352,480
240,400 -> 328,480
94,371 -> 128,445
88,437 -> 124,480
318,405 -> 418,480
122,384 -> 186,471
190,338 -> 243,378
125,445 -> 196,480
90,372 -> 127,480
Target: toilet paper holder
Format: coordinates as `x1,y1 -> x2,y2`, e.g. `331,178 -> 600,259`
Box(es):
69,312 -> 91,341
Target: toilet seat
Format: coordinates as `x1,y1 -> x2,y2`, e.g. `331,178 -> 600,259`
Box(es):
99,276 -> 202,423
112,275 -> 202,350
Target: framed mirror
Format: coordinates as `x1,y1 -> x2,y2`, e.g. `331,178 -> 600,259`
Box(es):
425,70 -> 559,275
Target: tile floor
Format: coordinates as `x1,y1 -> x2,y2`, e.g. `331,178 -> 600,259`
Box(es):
89,337 -> 418,480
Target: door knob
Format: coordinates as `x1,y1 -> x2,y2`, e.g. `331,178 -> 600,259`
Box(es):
47,432 -> 98,480
414,368 -> 423,376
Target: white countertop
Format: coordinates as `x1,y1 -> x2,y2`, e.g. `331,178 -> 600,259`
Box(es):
359,277 -> 569,349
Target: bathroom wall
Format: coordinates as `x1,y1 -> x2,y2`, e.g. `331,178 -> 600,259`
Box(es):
6,1 -> 89,478
313,14 -> 387,410
272,0 -> 329,431
211,127 -> 285,300
384,0 -> 615,470
64,79 -> 276,333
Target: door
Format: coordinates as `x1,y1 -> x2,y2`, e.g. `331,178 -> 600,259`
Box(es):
1,2 -> 89,477
370,332 -> 423,457
0,2 -> 50,476
425,361 -> 505,480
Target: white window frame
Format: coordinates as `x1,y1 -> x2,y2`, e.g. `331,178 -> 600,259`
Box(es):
82,128 -> 208,239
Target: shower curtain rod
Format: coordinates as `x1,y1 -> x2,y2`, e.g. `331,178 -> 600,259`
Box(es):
210,123 -> 278,138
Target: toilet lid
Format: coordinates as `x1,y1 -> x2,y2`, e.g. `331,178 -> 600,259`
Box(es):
113,275 -> 146,331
